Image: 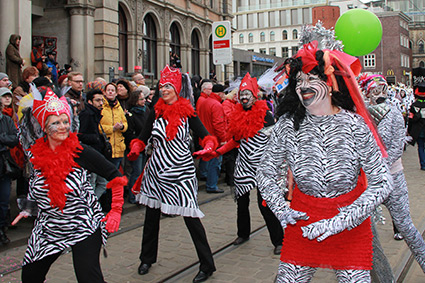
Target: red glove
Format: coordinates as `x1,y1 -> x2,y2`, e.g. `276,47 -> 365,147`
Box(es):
193,135 -> 219,161
216,139 -> 239,155
127,139 -> 146,161
101,176 -> 127,233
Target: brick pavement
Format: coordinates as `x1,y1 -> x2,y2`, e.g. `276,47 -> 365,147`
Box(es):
1,145 -> 425,282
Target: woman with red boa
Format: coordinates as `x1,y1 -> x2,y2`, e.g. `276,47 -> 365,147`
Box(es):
127,65 -> 217,282
13,87 -> 127,283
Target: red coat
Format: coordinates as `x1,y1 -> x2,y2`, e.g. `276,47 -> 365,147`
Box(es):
222,99 -> 237,130
197,92 -> 227,144
196,92 -> 208,111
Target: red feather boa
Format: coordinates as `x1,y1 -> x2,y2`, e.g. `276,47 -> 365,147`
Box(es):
154,97 -> 195,141
227,100 -> 269,141
30,133 -> 83,211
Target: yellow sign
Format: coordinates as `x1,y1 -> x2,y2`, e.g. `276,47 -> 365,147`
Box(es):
387,69 -> 394,76
215,25 -> 227,38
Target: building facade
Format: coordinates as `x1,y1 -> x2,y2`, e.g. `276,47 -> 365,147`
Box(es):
0,0 -> 231,83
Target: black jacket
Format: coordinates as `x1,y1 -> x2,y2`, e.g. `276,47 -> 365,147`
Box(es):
0,114 -> 19,176
124,106 -> 150,148
408,99 -> 425,143
78,103 -> 106,154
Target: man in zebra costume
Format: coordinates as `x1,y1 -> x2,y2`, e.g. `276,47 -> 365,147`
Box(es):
359,74 -> 425,274
195,72 -> 284,255
256,41 -> 392,282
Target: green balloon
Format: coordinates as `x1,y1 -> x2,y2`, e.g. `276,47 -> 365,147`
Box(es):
335,9 -> 383,56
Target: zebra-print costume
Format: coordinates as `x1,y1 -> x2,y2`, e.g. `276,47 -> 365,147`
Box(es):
257,109 -> 392,282
136,115 -> 204,218
23,145 -> 120,265
374,103 -> 425,272
234,131 -> 269,198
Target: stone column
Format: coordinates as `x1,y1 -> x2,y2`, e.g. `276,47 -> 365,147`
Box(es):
68,5 -> 95,81
200,49 -> 208,79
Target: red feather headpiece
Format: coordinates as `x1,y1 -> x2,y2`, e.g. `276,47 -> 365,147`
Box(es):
32,88 -> 70,130
159,65 -> 182,94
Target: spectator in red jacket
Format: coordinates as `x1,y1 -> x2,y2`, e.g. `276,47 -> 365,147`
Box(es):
196,83 -> 227,193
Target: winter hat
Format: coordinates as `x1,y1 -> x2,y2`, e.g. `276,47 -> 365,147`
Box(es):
0,87 -> 12,97
0,73 -> 8,81
212,84 -> 226,93
137,85 -> 150,98
239,73 -> 258,98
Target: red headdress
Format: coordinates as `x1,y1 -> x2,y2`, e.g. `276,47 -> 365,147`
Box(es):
295,41 -> 387,158
32,88 -> 70,130
159,65 -> 182,94
239,72 -> 259,98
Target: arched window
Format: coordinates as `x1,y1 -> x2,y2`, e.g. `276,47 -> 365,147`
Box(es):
270,31 -> 275,42
239,34 -> 244,44
191,31 -> 200,75
169,23 -> 181,66
282,30 -> 288,40
249,33 -> 254,43
118,5 -> 128,72
419,40 -> 424,53
209,36 -> 215,78
420,61 -> 425,68
260,32 -> 265,42
143,14 -> 157,78
293,29 -> 298,39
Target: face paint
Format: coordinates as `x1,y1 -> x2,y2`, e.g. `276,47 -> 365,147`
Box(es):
45,114 -> 70,143
295,72 -> 329,110
368,83 -> 388,105
239,89 -> 256,110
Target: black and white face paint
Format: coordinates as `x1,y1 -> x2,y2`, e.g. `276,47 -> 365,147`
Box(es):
367,83 -> 388,105
295,72 -> 329,111
239,89 -> 256,110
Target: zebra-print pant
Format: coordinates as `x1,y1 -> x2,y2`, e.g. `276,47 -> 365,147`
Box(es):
275,261 -> 371,283
383,170 -> 425,272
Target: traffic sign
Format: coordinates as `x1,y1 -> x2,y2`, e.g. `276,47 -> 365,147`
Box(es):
212,21 -> 232,65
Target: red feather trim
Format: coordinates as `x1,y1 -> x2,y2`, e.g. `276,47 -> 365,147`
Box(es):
30,133 -> 83,211
154,97 -> 195,141
227,100 -> 269,141
106,176 -> 128,189
199,135 -> 219,151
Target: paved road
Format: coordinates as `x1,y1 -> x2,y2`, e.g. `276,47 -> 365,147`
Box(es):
0,145 -> 424,282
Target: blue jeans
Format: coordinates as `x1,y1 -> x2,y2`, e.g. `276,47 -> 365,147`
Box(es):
0,175 -> 11,229
199,160 -> 208,179
205,156 -> 222,191
417,137 -> 425,169
128,154 -> 146,201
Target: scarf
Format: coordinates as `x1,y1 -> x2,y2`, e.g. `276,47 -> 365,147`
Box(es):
30,133 -> 83,211
154,97 -> 195,141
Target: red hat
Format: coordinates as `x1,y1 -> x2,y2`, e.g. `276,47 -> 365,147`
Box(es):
159,65 -> 182,94
32,88 -> 70,130
239,73 -> 259,98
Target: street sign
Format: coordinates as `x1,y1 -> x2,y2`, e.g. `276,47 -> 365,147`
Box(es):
212,21 -> 232,65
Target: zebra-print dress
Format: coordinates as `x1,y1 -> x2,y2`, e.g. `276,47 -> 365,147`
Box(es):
136,116 -> 204,218
23,166 -> 106,265
22,145 -> 120,266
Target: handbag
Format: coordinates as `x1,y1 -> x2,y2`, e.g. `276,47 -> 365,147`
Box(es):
99,124 -> 113,161
2,151 -> 22,179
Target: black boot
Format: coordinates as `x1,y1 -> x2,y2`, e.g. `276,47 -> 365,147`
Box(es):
0,227 -> 10,245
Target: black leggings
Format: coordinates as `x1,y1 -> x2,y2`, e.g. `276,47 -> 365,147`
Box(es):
22,228 -> 104,283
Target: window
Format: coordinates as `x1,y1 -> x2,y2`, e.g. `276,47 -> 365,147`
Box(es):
209,36 -> 215,78
291,8 -> 298,25
270,47 -> 276,56
239,34 -> 244,44
269,11 -> 276,27
259,48 -> 266,54
280,10 -> 286,26
282,47 -> 289,58
420,61 -> 425,68
249,33 -> 253,43
364,54 -> 376,68
292,46 -> 298,56
282,30 -> 288,40
419,40 -> 424,53
142,13 -> 157,78
191,31 -> 200,75
118,5 -> 128,72
270,31 -> 275,41
169,23 -> 181,65
260,32 -> 265,42
293,29 -> 298,40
